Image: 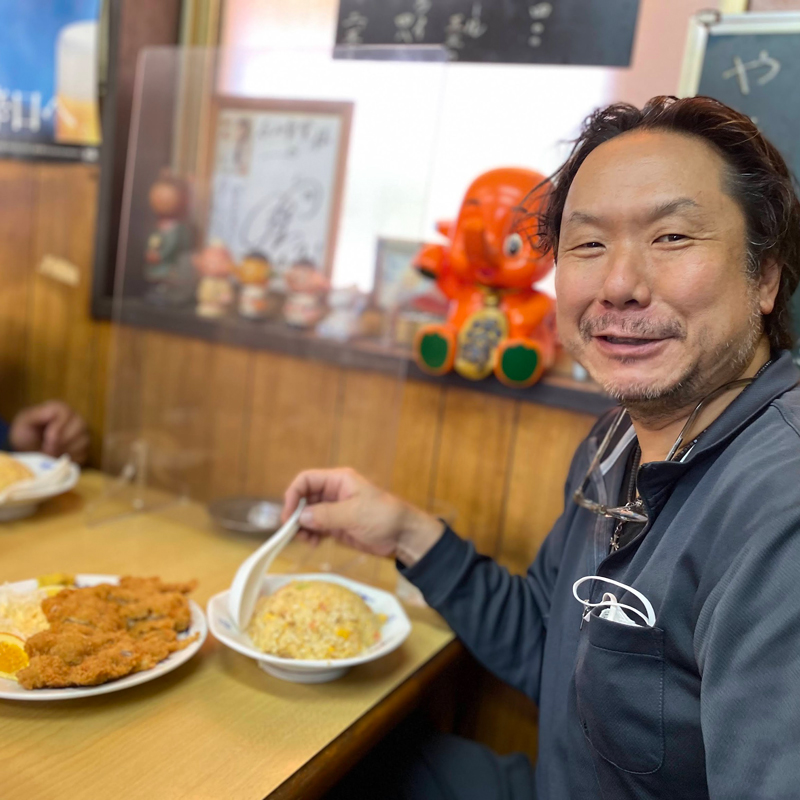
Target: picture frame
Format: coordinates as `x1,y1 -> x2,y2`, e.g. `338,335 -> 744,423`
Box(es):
679,10 -> 800,98
371,237 -> 449,346
203,96 -> 354,278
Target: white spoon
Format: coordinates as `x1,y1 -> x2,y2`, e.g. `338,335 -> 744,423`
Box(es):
227,498 -> 307,631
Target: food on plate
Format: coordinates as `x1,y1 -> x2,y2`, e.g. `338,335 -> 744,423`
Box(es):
14,576 -> 199,690
0,453 -> 34,492
37,573 -> 75,588
0,632 -> 29,680
247,580 -> 383,660
0,585 -> 51,640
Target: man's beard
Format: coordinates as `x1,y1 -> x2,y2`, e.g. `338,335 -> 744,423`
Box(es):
577,295 -> 763,426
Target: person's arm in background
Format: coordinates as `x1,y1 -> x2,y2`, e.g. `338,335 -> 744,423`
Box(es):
5,401 -> 90,465
283,443 -> 586,702
0,417 -> 10,451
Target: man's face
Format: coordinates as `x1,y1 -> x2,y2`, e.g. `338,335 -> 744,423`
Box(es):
555,130 -> 771,409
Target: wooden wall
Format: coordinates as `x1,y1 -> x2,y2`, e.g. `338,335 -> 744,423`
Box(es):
0,159 -> 598,763
0,162 -> 109,466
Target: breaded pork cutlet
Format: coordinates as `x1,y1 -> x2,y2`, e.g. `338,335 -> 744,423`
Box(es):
17,576 -> 198,690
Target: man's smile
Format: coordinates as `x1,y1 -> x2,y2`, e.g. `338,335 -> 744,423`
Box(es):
591,334 -> 671,358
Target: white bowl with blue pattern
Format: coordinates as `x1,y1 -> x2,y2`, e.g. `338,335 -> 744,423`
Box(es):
0,453 -> 79,521
208,573 -> 412,683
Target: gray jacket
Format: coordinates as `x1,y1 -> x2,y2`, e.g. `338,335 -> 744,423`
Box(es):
404,350 -> 800,799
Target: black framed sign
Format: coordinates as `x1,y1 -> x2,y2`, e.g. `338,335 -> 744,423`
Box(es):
680,11 -> 800,359
335,0 -> 641,67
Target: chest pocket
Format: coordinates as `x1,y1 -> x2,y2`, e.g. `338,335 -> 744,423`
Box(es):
575,612 -> 665,774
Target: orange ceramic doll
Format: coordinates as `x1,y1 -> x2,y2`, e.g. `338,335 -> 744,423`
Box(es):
413,168 -> 556,388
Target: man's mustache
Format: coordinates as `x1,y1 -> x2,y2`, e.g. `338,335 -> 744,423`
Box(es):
579,314 -> 686,341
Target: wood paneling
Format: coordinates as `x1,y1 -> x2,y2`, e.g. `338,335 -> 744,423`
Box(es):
138,331 -> 214,497
391,381 -> 443,508
0,162 -> 37,420
206,344 -> 253,499
245,352 -> 341,498
501,404 -> 596,574
461,671 -> 540,762
0,162 -> 108,463
334,368 -> 406,488
432,390 -> 517,556
27,166 -> 100,409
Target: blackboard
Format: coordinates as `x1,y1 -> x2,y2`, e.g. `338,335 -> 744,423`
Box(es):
680,12 -> 800,358
335,0 -> 641,66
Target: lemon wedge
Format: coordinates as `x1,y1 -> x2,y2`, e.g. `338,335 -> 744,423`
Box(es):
0,632 -> 28,680
37,573 -> 75,588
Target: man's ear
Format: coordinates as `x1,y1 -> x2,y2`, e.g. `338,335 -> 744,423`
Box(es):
758,258 -> 781,315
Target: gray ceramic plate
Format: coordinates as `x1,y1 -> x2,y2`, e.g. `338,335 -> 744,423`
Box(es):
208,496 -> 284,537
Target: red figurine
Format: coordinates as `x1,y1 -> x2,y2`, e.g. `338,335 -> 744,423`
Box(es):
413,168 -> 556,388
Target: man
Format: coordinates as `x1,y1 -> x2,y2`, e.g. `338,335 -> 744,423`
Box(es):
283,96 -> 800,799
0,401 -> 90,464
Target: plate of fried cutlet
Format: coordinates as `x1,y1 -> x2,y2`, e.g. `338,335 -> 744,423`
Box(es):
0,574 -> 207,700
0,452 -> 79,521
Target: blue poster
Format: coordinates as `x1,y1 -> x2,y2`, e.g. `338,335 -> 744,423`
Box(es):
0,0 -> 102,161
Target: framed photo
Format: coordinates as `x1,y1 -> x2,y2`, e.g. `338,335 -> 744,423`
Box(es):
371,237 -> 448,346
372,238 -> 448,315
205,97 -> 353,277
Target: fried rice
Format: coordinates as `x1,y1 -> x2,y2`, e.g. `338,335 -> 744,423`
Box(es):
247,581 -> 383,660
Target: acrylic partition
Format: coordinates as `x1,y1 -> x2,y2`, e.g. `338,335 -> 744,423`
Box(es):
94,46 -> 447,581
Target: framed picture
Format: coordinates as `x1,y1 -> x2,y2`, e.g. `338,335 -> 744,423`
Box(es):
371,237 -> 449,346
204,97 -> 353,278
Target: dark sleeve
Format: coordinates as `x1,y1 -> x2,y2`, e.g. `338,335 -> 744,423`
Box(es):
400,441 -> 587,702
695,508 -> 800,799
0,417 -> 11,450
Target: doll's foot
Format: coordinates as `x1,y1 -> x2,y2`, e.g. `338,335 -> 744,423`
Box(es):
414,325 -> 456,376
495,338 -> 548,388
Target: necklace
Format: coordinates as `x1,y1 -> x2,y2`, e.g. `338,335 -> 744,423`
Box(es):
609,444 -> 642,552
607,358 -> 774,553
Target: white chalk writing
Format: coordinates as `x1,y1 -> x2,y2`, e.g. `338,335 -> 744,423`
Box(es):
445,3 -> 487,57
341,11 -> 368,45
528,3 -> 553,48
395,0 -> 432,43
722,50 -> 780,96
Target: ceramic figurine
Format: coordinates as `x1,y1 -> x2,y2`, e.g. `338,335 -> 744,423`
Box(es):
193,241 -> 235,318
283,260 -> 330,328
143,170 -> 194,305
236,252 -> 272,320
413,168 -> 556,388
316,286 -> 367,341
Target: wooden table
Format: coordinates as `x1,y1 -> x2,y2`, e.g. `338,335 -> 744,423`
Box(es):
0,473 -> 458,800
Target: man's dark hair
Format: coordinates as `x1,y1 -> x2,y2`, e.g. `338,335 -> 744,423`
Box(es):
535,95 -> 800,352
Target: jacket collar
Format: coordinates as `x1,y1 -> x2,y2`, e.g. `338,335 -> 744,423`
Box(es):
609,350 -> 800,520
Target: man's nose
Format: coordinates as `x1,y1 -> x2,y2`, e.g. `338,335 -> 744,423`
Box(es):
598,244 -> 651,309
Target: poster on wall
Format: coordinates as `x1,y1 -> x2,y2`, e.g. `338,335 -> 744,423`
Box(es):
0,0 -> 103,162
206,98 -> 353,277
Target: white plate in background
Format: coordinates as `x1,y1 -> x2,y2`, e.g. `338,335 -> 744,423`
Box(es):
0,453 -> 80,521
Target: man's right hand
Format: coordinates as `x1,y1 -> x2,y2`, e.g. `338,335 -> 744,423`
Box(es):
282,468 -> 445,567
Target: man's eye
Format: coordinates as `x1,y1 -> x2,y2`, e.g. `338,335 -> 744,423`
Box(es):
577,241 -> 603,249
656,233 -> 687,243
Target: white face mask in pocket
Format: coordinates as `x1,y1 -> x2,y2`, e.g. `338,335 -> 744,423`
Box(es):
572,576 -> 656,628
